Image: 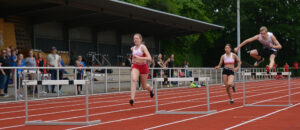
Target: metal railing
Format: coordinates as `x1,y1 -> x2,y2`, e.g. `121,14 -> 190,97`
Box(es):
0,66 -> 298,102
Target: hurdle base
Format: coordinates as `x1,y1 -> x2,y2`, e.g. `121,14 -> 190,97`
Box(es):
156,110 -> 217,115
25,120 -> 101,126
244,104 -> 292,107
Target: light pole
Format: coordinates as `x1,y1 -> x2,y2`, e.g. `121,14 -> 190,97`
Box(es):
237,0 -> 241,80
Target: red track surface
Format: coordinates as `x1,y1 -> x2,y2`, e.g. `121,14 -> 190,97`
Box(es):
0,79 -> 299,130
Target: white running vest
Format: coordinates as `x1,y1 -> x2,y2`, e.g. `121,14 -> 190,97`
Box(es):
258,32 -> 277,51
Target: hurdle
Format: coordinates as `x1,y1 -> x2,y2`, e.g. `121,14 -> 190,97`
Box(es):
242,71 -> 292,107
23,80 -> 101,126
153,77 -> 217,114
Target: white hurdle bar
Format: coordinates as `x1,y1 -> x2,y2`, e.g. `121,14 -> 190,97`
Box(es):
23,80 -> 101,126
242,71 -> 292,107
153,77 -> 217,114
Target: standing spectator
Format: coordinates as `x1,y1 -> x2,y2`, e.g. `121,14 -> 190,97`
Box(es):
16,54 -> 25,98
10,50 -> 17,84
0,49 -> 10,96
15,49 -> 19,55
25,50 -> 36,93
272,63 -> 277,72
284,62 -> 289,72
183,61 -> 192,77
10,50 -> 17,67
6,47 -> 11,58
75,60 -> 83,94
164,54 -> 175,87
294,62 -> 299,77
36,52 -> 47,94
78,55 -> 85,67
1,49 -> 11,97
154,54 -> 164,77
58,56 -> 65,95
47,46 -> 60,93
284,62 -> 289,78
164,54 -> 175,77
125,54 -> 132,67
162,54 -> 167,63
77,56 -> 85,94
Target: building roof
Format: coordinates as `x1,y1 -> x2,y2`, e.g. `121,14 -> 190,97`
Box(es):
0,0 -> 224,38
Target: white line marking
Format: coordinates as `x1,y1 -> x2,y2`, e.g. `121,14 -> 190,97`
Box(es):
224,102 -> 300,130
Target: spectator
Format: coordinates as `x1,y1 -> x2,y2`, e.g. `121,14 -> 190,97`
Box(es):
183,60 -> 192,77
25,50 -> 37,93
15,49 -> 19,55
6,47 -> 11,58
284,62 -> 289,78
164,54 -> 175,77
284,62 -> 289,72
272,63 -> 277,72
154,54 -> 164,77
77,55 -> 85,94
164,54 -> 175,86
47,46 -> 60,93
10,50 -> 17,67
16,54 -> 25,98
9,46 -> 15,53
294,62 -> 298,77
75,60 -> 83,94
162,54 -> 167,64
10,50 -> 17,84
0,49 -> 11,97
58,56 -> 65,95
36,52 -> 47,94
125,54 -> 132,67
78,55 -> 85,67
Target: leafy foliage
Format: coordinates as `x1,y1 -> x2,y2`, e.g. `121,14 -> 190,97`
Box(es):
123,0 -> 300,67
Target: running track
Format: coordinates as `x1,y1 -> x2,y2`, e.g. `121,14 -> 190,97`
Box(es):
0,79 -> 299,130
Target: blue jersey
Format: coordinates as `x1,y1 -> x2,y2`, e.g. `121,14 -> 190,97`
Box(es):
17,60 -> 25,78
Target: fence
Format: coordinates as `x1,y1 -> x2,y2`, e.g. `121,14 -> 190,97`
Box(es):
0,66 -> 298,102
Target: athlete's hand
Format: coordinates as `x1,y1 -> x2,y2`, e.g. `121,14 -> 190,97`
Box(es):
233,68 -> 238,72
133,55 -> 141,59
234,47 -> 239,53
215,66 -> 220,70
269,43 -> 274,48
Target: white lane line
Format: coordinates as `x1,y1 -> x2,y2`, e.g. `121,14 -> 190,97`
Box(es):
224,102 -> 300,130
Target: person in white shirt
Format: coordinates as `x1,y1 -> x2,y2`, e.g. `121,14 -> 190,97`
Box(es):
47,46 -> 60,93
234,26 -> 282,70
